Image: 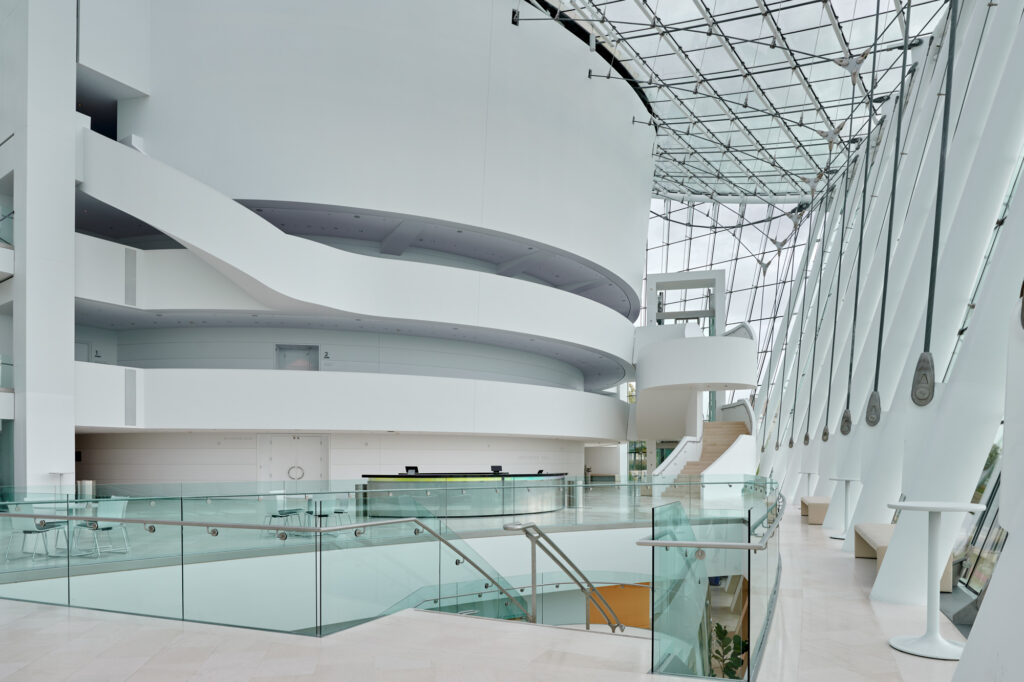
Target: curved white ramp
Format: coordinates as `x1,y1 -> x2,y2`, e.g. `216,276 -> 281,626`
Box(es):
78,132 -> 636,377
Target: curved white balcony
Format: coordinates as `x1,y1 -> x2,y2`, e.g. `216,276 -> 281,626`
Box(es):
74,363 -> 628,442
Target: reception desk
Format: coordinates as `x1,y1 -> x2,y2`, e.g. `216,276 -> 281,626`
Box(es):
362,472 -> 568,518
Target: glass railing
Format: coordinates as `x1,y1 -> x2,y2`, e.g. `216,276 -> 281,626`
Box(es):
644,491 -> 783,680
652,501 -> 711,677
407,569 -> 651,627
0,477 -> 782,678
0,490 -> 529,636
0,209 -> 12,248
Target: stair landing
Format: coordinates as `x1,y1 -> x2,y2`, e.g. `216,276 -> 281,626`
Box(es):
0,599 -> 652,681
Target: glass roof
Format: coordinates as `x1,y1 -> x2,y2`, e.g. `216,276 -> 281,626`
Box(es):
519,0 -> 949,403
520,0 -> 946,202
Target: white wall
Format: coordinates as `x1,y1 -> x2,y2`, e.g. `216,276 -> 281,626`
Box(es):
108,327 -> 583,390
77,0 -> 150,94
115,0 -> 653,292
77,431 -> 587,483
74,324 -> 117,364
584,446 -> 621,479
0,0 -> 27,143
330,434 -> 584,479
75,234 -> 268,311
76,432 -> 258,483
702,434 -> 756,479
75,362 -> 627,439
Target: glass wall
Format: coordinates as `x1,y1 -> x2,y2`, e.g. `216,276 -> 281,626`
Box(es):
952,424 -> 1005,595
645,198 -> 814,405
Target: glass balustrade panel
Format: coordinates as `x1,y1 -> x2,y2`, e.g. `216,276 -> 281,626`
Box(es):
68,495 -> 182,619
652,501 -> 711,678
180,495 -> 317,634
320,501 -> 442,635
0,495 -> 71,605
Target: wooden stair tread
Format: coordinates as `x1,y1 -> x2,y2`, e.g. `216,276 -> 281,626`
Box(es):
667,421 -> 751,481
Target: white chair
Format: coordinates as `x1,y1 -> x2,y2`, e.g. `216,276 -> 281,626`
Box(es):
3,505 -> 67,562
263,494 -> 305,529
331,496 -> 353,525
73,497 -> 129,558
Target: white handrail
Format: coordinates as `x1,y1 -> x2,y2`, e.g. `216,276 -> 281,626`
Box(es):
722,322 -> 755,340
652,434 -> 702,479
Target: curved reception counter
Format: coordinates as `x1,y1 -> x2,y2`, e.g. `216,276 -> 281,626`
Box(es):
362,473 -> 568,518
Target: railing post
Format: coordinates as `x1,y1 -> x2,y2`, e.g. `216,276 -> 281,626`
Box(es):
529,535 -> 538,623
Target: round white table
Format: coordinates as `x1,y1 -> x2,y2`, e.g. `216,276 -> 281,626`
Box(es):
886,500 -> 985,660
829,477 -> 858,540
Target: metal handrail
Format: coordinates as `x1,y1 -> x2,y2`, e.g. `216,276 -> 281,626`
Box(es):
636,495 -> 786,552
503,521 -> 624,633
413,579 -> 651,610
0,510 -> 531,621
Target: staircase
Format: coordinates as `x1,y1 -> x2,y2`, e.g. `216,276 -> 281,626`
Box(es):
664,421 -> 749,497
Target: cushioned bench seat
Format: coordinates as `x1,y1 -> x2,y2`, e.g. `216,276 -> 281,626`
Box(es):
800,496 -> 830,525
854,522 -> 952,592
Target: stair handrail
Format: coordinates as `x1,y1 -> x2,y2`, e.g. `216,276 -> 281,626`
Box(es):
652,434 -> 702,480
636,495 -> 786,551
411,579 -> 651,610
722,322 -> 755,340
718,398 -> 755,434
0,509 -> 531,621
504,521 -> 624,633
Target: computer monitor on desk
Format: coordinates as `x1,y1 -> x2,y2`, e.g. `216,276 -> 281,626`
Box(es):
405,466 -> 419,474
490,465 -> 503,474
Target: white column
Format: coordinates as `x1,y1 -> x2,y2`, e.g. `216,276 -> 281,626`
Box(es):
11,0 -> 77,486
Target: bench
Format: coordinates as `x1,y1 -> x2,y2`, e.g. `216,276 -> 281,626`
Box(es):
854,523 -> 953,592
800,496 -> 830,525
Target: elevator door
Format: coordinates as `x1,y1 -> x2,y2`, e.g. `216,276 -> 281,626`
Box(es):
257,435 -> 327,482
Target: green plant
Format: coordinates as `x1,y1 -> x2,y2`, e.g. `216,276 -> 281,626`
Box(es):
711,622 -> 749,679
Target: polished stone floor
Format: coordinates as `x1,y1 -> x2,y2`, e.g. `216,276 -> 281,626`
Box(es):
756,510 -> 965,682
0,604 -> 651,681
0,507 -> 968,681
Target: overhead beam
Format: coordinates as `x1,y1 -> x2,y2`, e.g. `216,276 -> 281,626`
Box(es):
559,279 -> 606,295
379,221 -> 421,256
496,251 -> 541,276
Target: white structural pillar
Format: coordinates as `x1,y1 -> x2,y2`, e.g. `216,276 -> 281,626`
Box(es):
10,0 -> 77,486
829,477 -> 857,541
953,303 -> 1024,680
